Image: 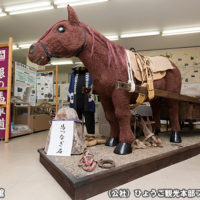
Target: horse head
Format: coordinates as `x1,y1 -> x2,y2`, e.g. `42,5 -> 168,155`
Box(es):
28,5 -> 86,65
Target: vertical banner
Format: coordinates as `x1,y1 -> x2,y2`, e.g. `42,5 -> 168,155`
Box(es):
0,46 -> 10,139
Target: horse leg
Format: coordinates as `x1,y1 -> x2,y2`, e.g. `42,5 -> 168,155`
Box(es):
150,98 -> 161,135
112,90 -> 135,155
167,99 -> 182,143
100,98 -> 120,146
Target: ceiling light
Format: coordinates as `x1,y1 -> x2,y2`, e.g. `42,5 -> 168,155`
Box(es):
5,1 -> 51,12
55,0 -> 109,8
13,45 -> 19,50
120,31 -> 160,38
9,6 -> 54,15
162,27 -> 200,36
0,13 -> 7,17
18,43 -> 32,49
105,35 -> 119,41
51,60 -> 73,65
0,9 -> 7,17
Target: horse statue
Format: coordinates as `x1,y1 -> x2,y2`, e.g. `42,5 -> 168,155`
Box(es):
28,5 -> 182,155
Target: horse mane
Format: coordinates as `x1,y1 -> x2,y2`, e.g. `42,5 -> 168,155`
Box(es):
81,22 -> 126,69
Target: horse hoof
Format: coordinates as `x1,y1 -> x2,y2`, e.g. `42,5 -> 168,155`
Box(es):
114,142 -> 132,155
105,137 -> 119,147
153,129 -> 160,136
170,131 -> 182,143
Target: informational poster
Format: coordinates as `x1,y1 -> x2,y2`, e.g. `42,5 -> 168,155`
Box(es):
47,121 -> 74,156
14,62 -> 37,106
37,71 -> 54,99
0,47 -> 10,139
181,83 -> 200,97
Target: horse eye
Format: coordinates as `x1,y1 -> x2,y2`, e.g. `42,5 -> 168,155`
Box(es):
57,26 -> 65,33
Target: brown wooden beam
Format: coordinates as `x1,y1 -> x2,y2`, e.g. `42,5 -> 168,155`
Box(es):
5,37 -> 13,143
56,65 -> 58,114
116,81 -> 200,104
37,68 -> 56,72
0,87 -> 8,91
0,44 -> 8,48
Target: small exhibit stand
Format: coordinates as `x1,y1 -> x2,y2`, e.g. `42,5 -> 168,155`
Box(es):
14,103 -> 52,133
0,38 -> 13,142
12,61 -> 36,137
12,65 -> 59,135
11,97 -> 33,137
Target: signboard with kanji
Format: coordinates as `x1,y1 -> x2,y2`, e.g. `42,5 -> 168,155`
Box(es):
0,46 -> 10,139
47,121 -> 74,156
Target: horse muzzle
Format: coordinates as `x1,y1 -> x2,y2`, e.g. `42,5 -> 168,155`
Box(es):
28,43 -> 48,65
29,44 -> 37,55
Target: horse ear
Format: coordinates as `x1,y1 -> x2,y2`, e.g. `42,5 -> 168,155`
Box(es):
67,5 -> 80,25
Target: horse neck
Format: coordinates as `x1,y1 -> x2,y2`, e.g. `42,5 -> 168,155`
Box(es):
78,32 -> 110,77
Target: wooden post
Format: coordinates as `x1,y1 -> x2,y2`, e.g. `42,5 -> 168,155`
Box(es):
27,104 -> 31,128
5,37 -> 13,143
56,65 -> 58,114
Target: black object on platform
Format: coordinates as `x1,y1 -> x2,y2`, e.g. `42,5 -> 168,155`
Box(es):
170,131 -> 182,143
152,129 -> 160,136
105,137 -> 119,147
114,142 -> 132,155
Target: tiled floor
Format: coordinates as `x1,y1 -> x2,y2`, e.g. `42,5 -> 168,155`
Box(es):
1,131 -> 200,200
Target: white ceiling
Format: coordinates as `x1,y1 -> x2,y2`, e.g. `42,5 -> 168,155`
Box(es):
1,0 -> 200,65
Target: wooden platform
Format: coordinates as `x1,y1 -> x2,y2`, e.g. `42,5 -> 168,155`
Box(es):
38,142 -> 200,200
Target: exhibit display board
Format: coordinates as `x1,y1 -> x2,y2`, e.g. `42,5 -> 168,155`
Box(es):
37,71 -> 54,99
14,62 -> 37,106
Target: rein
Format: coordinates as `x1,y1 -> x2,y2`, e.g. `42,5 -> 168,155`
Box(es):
37,27 -> 87,62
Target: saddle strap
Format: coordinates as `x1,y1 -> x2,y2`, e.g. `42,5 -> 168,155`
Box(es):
135,53 -> 145,83
131,83 -> 147,109
145,65 -> 155,100
126,50 -> 136,92
135,53 -> 155,100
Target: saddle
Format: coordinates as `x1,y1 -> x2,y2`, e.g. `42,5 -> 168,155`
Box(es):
127,50 -> 174,82
126,50 -> 174,103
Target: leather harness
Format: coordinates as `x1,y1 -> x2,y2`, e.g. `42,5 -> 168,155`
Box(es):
135,53 -> 155,100
130,52 -> 155,108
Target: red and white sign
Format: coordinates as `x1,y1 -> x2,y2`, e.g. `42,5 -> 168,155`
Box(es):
0,50 -> 6,61
0,47 -> 10,139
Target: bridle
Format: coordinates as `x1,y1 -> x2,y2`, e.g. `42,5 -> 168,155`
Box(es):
37,27 -> 87,62
37,41 -> 61,62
